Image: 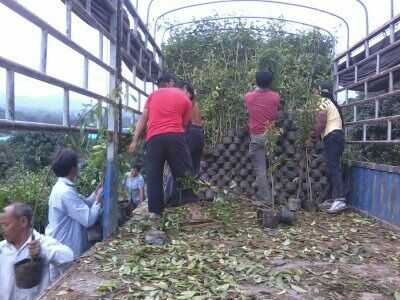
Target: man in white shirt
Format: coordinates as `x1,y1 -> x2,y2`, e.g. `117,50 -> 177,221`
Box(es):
313,80 -> 346,214
122,164 -> 145,210
46,148 -> 103,258
0,202 -> 73,300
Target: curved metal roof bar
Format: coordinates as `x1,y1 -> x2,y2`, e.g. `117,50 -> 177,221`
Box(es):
150,0 -> 350,49
161,16 -> 336,50
355,0 -> 369,35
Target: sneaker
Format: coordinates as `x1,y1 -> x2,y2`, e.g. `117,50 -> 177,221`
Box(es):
319,199 -> 334,210
148,212 -> 161,230
327,199 -> 347,214
149,212 -> 161,220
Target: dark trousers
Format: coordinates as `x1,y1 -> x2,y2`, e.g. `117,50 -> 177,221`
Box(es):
185,124 -> 205,176
146,133 -> 197,215
165,125 -> 205,205
323,130 -> 345,200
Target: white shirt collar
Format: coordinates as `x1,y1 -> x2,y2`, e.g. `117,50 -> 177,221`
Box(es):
58,177 -> 75,187
3,230 -> 37,254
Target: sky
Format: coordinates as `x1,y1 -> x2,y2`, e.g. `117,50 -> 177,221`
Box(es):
0,0 -> 398,120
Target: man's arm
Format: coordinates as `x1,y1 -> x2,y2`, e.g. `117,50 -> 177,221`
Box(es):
129,107 -> 149,153
182,99 -> 193,127
38,235 -> 74,266
313,111 -> 327,137
139,186 -> 145,203
63,190 -> 101,228
138,177 -> 145,202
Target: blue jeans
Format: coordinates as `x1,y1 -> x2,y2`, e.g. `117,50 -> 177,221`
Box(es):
323,130 -> 345,200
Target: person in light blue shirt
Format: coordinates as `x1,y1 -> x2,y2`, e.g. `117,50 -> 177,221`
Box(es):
45,148 -> 103,259
122,164 -> 145,210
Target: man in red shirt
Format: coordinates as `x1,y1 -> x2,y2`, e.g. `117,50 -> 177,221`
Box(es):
244,70 -> 281,203
128,73 -> 197,218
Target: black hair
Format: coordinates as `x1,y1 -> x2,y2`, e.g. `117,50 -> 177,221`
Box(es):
132,164 -> 142,172
11,202 -> 33,225
176,80 -> 195,100
51,148 -> 79,177
157,72 -> 176,86
256,70 -> 273,89
314,80 -> 345,128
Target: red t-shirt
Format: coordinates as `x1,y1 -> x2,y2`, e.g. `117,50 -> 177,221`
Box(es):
145,87 -> 192,141
244,89 -> 281,134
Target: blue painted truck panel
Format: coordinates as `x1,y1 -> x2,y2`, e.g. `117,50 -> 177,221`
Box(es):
348,161 -> 400,226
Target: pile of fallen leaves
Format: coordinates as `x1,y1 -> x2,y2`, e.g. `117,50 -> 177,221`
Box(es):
58,198 -> 400,300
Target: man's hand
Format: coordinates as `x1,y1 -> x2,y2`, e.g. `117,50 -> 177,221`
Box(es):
128,139 -> 138,153
95,185 -> 103,203
28,240 -> 41,258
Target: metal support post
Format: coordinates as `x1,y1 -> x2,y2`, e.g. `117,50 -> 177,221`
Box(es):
390,0 -> 395,43
353,105 -> 357,122
103,0 -> 121,239
63,89 -> 70,127
388,120 -> 392,141
355,65 -> 358,83
363,124 -> 367,141
99,32 -> 104,61
389,71 -> 394,92
5,70 -> 15,121
83,56 -> 89,89
66,0 -> 72,38
40,30 -> 48,73
376,54 -> 380,74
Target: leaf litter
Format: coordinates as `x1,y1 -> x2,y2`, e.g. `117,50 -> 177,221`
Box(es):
40,198 -> 400,300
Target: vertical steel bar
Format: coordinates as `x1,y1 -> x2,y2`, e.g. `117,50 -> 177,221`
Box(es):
390,0 -> 395,42
375,100 -> 379,119
355,65 -> 358,83
388,120 -> 392,141
132,65 -> 137,85
138,93 -> 142,112
391,0 -> 394,18
86,0 -> 92,14
83,56 -> 89,89
103,0 -> 121,240
139,48 -> 143,67
353,105 -> 357,122
40,30 -> 48,73
66,0 -> 72,38
376,54 -> 380,74
5,70 -> 15,121
127,29 -> 131,53
389,71 -> 394,92
363,124 -> 367,141
364,81 -> 368,99
149,59 -> 152,82
97,100 -> 102,129
63,89 -> 70,127
345,88 -> 349,104
364,40 -> 369,57
99,32 -> 104,61
125,82 -> 129,106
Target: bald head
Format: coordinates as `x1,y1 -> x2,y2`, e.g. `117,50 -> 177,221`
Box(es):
7,202 -> 33,225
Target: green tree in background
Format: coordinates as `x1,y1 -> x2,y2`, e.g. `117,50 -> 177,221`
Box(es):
162,18 -> 334,147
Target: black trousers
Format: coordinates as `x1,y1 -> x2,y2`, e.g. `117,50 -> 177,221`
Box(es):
146,133 -> 197,215
323,130 -> 345,200
165,125 -> 205,205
